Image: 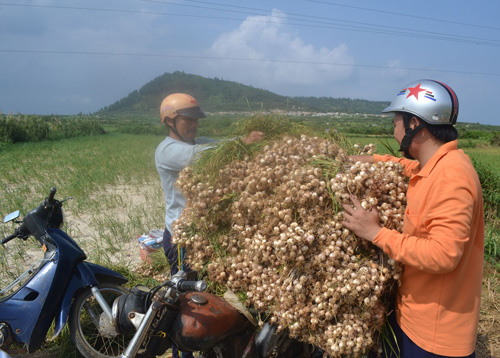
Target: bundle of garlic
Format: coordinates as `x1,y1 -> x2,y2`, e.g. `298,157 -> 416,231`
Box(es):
173,134 -> 406,357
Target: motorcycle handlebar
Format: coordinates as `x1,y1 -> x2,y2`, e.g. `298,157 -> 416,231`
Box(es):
176,279 -> 207,293
3,187 -> 61,244
1,231 -> 18,245
47,187 -> 57,206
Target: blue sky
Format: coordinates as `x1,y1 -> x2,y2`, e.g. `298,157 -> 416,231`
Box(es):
1,0 -> 499,126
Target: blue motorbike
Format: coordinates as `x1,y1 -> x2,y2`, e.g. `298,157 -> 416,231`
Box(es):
0,187 -> 133,358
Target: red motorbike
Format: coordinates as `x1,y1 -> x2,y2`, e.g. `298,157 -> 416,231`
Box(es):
112,270 -> 321,358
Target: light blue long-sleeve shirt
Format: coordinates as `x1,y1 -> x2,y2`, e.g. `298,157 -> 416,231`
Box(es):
155,136 -> 216,235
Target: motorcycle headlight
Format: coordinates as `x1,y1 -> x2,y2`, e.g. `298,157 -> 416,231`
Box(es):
112,285 -> 150,334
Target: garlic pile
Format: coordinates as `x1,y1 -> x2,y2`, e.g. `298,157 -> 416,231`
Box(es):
173,135 -> 406,357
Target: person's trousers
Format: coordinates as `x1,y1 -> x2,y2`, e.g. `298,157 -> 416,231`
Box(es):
162,229 -> 190,276
378,311 -> 476,358
162,229 -> 194,358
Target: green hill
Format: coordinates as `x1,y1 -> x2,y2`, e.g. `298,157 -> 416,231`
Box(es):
96,71 -> 389,118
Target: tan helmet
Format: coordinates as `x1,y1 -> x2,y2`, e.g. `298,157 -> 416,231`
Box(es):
160,93 -> 206,123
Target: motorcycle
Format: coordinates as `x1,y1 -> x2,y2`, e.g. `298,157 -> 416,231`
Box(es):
112,270 -> 322,358
0,187 -> 133,358
1,187 -> 320,358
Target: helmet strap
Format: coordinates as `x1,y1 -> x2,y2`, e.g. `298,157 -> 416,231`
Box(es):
399,116 -> 425,160
168,118 -> 195,145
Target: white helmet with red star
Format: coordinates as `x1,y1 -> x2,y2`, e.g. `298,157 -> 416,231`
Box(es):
383,79 -> 459,125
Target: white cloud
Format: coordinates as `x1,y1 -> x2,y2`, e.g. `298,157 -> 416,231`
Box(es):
203,9 -> 354,92
379,59 -> 409,80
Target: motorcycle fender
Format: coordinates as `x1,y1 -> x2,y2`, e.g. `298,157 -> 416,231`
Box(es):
1,229 -> 81,352
52,262 -> 128,338
170,292 -> 249,352
0,260 -> 59,353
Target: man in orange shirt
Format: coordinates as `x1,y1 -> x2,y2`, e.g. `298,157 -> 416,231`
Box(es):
342,79 -> 484,358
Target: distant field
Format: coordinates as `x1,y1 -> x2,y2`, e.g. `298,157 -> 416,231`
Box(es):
0,133 -> 166,283
465,146 -> 500,174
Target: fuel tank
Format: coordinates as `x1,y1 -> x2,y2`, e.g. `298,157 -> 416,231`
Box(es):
170,291 -> 250,352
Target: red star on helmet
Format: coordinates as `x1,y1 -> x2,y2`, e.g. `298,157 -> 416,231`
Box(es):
406,83 -> 426,100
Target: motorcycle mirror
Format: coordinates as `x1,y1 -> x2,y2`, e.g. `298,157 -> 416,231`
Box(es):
3,210 -> 20,223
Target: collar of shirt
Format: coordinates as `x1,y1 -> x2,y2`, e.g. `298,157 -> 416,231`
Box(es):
412,140 -> 459,178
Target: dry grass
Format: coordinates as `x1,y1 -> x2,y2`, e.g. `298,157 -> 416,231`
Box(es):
477,264 -> 500,358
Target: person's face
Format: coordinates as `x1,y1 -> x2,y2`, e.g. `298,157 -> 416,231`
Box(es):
392,113 -> 405,146
168,115 -> 199,142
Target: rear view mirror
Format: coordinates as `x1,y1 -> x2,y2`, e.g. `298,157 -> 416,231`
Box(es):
3,210 -> 20,223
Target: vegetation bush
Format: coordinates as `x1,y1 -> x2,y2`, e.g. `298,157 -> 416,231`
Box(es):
473,159 -> 500,218
472,158 -> 500,269
459,129 -> 485,140
459,139 -> 478,148
491,133 -> 500,147
0,113 -> 105,143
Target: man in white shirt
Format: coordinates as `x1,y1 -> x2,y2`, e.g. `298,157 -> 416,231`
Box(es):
155,93 -> 263,276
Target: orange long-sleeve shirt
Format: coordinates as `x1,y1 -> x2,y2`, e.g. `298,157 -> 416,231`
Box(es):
373,140 -> 484,357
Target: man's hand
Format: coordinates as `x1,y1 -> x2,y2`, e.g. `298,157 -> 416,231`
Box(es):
243,131 -> 264,145
342,196 -> 381,242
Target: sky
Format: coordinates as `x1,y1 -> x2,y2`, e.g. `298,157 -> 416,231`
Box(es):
1,0 -> 500,126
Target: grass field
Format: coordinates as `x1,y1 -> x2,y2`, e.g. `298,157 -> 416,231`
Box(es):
466,146 -> 500,172
1,130 -> 499,357
0,134 -> 167,280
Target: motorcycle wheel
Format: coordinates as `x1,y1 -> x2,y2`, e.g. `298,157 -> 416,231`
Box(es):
69,282 -> 133,358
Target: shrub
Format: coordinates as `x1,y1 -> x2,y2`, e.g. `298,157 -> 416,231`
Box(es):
0,114 -> 105,143
473,159 -> 500,218
491,133 -> 500,147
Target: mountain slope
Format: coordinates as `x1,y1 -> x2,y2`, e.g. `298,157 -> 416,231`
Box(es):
96,71 -> 389,118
